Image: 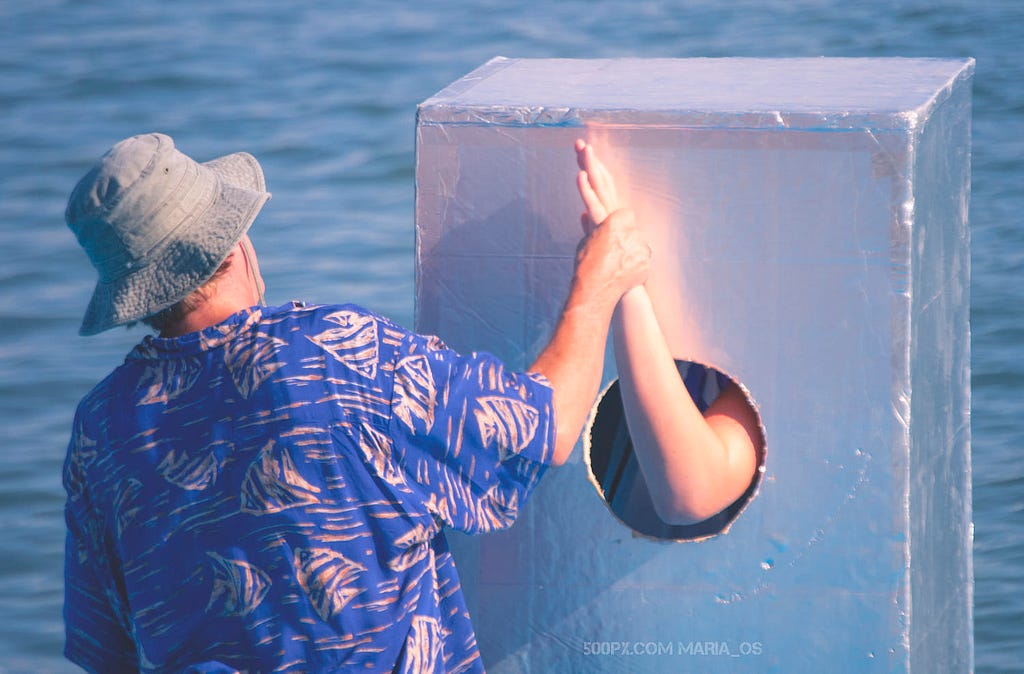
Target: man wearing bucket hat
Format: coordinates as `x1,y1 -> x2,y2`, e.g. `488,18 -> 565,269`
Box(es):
62,133 -> 649,672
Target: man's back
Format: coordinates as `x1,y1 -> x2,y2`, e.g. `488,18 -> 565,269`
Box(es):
64,302 -> 555,672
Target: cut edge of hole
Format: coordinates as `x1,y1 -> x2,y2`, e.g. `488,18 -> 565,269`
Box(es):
582,357 -> 768,543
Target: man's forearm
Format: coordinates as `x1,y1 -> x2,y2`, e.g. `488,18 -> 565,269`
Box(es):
529,283 -> 616,466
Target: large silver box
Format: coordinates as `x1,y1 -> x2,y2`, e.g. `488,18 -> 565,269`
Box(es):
415,57 -> 973,672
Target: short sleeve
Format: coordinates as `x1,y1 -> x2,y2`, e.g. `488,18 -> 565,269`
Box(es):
63,410 -> 137,673
386,332 -> 555,535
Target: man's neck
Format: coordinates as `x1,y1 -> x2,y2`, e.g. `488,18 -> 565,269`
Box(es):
159,297 -> 253,338
157,248 -> 263,338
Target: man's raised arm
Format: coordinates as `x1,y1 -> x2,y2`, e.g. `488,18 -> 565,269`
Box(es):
528,144 -> 651,466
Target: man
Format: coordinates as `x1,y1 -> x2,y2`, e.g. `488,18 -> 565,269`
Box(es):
62,132 -> 648,672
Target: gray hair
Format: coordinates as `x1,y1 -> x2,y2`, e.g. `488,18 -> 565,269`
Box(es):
141,256 -> 234,332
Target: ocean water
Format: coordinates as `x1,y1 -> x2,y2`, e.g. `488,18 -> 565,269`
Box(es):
0,0 -> 1021,671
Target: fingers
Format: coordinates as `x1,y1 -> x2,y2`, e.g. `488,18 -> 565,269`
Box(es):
575,139 -> 591,173
577,170 -> 609,224
574,139 -> 619,213
585,147 -> 616,206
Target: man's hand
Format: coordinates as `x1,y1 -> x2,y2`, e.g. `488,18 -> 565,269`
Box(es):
571,208 -> 651,310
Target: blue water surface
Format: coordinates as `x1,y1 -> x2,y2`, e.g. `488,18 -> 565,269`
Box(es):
0,1 -> 1020,671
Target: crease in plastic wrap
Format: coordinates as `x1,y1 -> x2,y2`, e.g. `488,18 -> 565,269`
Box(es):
414,57 -> 974,673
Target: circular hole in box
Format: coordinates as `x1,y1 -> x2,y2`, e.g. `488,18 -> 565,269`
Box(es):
585,359 -> 766,541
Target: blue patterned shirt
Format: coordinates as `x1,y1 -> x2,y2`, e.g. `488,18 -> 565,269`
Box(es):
64,302 -> 555,673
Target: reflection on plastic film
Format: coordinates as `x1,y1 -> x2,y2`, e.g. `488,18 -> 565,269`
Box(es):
583,127 -> 709,359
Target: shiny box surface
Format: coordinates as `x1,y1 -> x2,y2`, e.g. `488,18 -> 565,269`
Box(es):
415,57 -> 973,673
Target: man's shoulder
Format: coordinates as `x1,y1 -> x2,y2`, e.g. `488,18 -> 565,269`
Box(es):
68,365 -> 132,456
266,301 -> 403,332
266,302 -> 422,372
74,363 -> 131,419
264,302 -> 414,348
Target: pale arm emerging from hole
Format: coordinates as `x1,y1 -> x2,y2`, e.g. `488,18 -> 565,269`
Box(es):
576,140 -> 762,525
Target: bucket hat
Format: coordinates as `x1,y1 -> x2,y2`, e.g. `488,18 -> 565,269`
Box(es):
66,132 -> 271,335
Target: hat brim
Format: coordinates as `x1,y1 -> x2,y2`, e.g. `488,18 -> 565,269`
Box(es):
79,151 -> 270,336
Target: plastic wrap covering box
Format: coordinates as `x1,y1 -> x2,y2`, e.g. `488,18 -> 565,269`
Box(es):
414,57 -> 973,673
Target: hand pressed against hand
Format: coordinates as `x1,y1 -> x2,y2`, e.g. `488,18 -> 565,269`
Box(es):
573,139 -> 651,302
526,140 -> 652,464
575,138 -> 622,226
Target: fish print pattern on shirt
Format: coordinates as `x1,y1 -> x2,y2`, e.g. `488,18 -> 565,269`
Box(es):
136,359 -> 203,406
392,354 -> 437,433
225,331 -> 288,398
474,396 -> 541,462
63,302 -> 554,673
306,308 -> 380,379
206,552 -> 272,617
157,440 -> 232,491
294,547 -> 368,622
240,439 -> 322,515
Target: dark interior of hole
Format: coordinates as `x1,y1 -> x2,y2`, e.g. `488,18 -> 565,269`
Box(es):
588,360 -> 762,541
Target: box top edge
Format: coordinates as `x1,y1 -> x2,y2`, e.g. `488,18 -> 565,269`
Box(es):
418,57 -> 975,125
